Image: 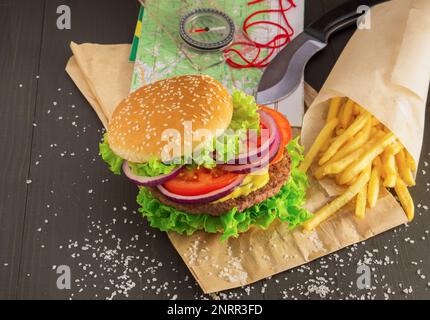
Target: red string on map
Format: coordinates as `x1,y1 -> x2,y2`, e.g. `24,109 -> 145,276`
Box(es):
224,0 -> 296,69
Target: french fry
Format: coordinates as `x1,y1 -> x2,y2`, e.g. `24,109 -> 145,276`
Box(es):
327,97 -> 342,121
345,175 -> 359,186
340,99 -> 355,129
320,136 -> 338,153
386,140 -> 403,155
317,148 -> 364,178
355,184 -> 368,219
395,177 -> 414,221
371,117 -> 380,126
330,118 -> 372,163
395,149 -> 416,186
367,157 -> 381,208
299,118 -> 339,173
356,164 -> 371,219
320,99 -> 342,152
353,103 -> 362,115
375,123 -> 385,130
304,169 -> 371,231
373,156 -> 382,166
315,131 -> 384,179
335,172 -> 344,185
336,128 -> 345,136
313,167 -> 324,180
337,132 -> 396,185
319,113 -> 371,165
381,149 -> 397,188
405,150 -> 417,172
370,126 -> 383,136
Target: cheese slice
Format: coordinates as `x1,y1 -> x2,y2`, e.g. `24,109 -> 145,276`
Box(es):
214,168 -> 270,203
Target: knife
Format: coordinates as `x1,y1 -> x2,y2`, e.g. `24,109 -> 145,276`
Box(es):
256,0 -> 390,127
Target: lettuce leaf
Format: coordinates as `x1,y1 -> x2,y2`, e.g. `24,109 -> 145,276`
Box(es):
136,138 -> 312,240
99,136 -> 124,175
129,159 -> 178,177
189,141 -> 217,170
99,135 -> 180,177
229,89 -> 261,131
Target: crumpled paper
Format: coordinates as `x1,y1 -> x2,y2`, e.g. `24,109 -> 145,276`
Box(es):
65,0 -> 429,293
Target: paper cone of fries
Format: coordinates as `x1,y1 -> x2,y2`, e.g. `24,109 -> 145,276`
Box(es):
300,0 -> 430,228
302,0 -> 430,166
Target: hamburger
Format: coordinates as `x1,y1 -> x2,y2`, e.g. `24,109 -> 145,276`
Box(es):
100,75 -> 310,240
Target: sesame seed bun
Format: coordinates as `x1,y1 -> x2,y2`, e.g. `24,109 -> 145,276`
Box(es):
107,75 -> 233,163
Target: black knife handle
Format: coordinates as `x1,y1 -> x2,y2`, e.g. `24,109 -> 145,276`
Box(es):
306,0 -> 390,43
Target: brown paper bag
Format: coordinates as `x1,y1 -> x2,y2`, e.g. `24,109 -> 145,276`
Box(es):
66,0 -> 429,292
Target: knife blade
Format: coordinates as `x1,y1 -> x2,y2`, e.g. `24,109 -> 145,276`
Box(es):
256,0 -> 390,127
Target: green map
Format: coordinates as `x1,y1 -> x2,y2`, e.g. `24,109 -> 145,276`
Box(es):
130,0 -> 267,94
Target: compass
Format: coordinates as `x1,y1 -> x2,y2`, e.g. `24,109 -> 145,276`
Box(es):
179,8 -> 235,52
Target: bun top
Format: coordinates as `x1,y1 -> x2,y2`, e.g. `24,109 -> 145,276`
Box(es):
107,75 -> 233,163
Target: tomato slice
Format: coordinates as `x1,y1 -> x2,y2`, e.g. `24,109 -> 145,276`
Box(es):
163,167 -> 240,196
259,105 -> 292,164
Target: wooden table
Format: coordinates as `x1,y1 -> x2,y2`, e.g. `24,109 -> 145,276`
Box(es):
1,0 -> 429,300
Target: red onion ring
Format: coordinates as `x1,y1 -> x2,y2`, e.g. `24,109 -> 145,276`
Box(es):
157,175 -> 246,204
231,110 -> 278,164
122,161 -> 183,187
219,129 -> 281,174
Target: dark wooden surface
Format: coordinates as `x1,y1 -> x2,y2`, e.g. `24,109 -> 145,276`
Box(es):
0,0 -> 429,300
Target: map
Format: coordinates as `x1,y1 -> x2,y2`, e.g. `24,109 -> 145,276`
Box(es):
130,0 -> 305,125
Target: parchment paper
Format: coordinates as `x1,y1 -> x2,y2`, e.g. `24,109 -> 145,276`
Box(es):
67,42 -> 134,128
65,0 -> 430,293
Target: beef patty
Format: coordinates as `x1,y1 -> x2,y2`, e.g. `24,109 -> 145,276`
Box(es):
148,152 -> 291,216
